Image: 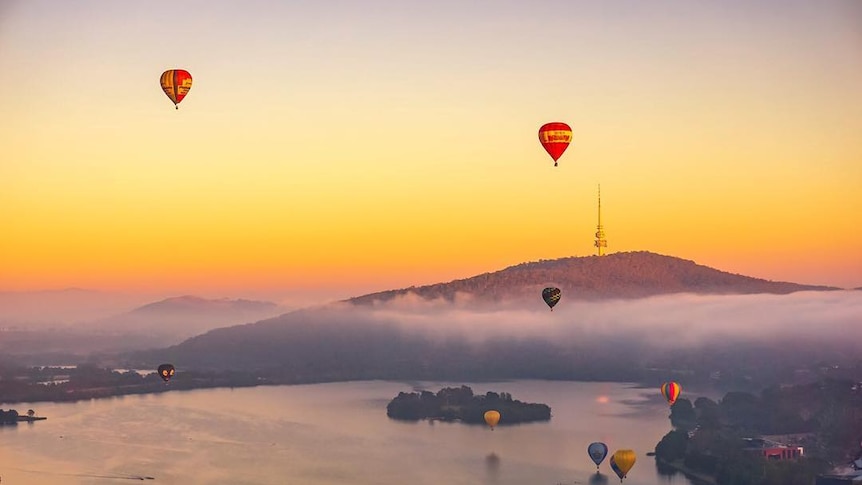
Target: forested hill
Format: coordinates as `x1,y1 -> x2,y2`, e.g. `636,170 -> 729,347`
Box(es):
127,251 -> 848,379
347,251 -> 839,305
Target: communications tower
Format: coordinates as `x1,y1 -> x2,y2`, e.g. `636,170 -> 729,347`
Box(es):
594,184 -> 607,256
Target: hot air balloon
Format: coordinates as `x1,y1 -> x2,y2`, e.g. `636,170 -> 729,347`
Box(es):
609,457 -> 622,481
588,442 -> 609,469
484,410 -> 501,430
609,449 -> 636,482
542,287 -> 561,311
160,69 -> 193,109
538,122 -> 572,167
661,381 -> 682,406
158,364 -> 175,382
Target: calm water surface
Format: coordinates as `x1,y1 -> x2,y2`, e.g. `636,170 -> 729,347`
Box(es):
0,380 -> 696,485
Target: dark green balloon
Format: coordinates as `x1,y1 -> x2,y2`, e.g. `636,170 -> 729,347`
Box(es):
542,287 -> 561,310
157,364 -> 175,382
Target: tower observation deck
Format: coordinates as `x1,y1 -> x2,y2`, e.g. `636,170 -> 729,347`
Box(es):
594,184 -> 607,256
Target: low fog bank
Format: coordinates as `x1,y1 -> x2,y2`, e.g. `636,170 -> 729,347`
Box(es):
354,290 -> 862,347
137,291 -> 862,389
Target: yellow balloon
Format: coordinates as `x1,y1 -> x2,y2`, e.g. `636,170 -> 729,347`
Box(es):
610,449 -> 636,480
484,410 -> 501,429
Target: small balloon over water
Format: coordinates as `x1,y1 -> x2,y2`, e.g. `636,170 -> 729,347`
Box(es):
588,442 -> 609,469
158,364 -> 175,382
609,449 -> 636,482
660,381 -> 681,406
484,410 -> 501,430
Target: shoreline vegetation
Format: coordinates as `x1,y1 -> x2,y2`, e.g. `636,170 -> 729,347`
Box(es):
1,362 -> 860,407
386,385 -> 551,425
0,363 -> 664,406
652,379 -> 862,485
1,408 -> 45,425
0,364 -> 348,405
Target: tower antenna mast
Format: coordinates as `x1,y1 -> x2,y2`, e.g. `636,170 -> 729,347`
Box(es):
594,184 -> 607,256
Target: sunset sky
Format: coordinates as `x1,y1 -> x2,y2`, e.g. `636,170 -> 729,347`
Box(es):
1,0 -> 860,301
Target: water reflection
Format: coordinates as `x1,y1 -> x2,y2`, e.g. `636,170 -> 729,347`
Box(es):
655,458 -> 682,477
589,471 -> 610,484
485,452 -> 501,483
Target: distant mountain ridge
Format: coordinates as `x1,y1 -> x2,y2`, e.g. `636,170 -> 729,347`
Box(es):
91,296 -> 285,346
348,251 -> 839,305
130,295 -> 279,316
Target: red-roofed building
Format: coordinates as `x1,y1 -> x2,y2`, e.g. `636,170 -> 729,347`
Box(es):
742,438 -> 803,461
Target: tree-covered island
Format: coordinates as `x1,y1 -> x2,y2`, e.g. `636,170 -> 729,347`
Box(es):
386,385 -> 551,425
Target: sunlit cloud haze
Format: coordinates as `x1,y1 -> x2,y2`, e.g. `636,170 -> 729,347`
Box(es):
324,291 -> 862,351
167,291 -> 862,377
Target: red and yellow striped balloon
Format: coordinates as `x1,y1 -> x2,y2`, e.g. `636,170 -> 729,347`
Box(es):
538,122 -> 573,167
660,381 -> 682,406
160,69 -> 193,109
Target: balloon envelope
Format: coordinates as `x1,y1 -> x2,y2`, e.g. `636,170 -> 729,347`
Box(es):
610,450 -> 636,480
542,287 -> 561,310
661,381 -> 682,405
538,122 -> 572,166
160,69 -> 193,108
484,410 -> 501,429
588,442 -> 609,467
610,456 -> 622,480
157,364 -> 175,382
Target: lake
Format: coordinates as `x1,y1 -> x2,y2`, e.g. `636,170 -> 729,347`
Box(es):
0,380 -> 698,485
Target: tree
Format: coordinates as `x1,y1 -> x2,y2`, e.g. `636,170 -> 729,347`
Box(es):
694,397 -> 721,429
670,399 -> 696,429
655,430 -> 688,461
720,392 -> 762,429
